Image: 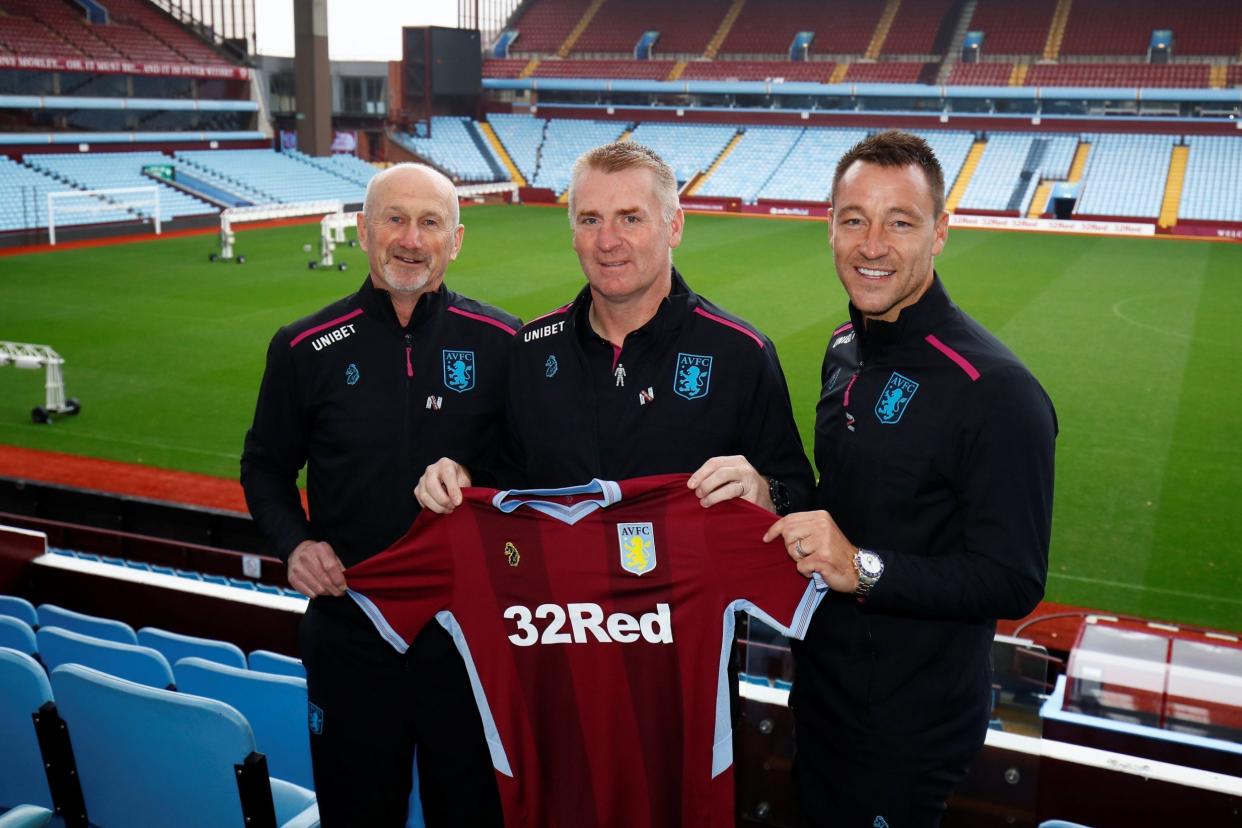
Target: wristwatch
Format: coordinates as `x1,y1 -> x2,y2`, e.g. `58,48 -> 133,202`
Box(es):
766,476 -> 790,516
853,548 -> 884,596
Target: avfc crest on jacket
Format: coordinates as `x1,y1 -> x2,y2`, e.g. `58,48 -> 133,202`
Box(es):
617,522 -> 656,576
875,372 -> 919,425
442,349 -> 475,393
673,353 -> 713,400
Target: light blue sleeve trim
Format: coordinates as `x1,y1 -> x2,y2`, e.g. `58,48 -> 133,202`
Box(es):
490,479 -> 623,525
346,589 -> 409,654
435,611 -> 514,776
711,603 -> 740,778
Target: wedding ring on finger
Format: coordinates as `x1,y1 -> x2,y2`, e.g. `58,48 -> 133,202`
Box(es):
795,539 -> 809,559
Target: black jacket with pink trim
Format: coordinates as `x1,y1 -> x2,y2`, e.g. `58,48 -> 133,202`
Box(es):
504,268 -> 814,510
795,274 -> 1057,766
241,278 -> 519,567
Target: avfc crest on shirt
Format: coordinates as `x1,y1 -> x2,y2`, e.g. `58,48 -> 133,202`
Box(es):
874,372 -> 919,425
442,349 -> 475,393
617,522 -> 656,576
673,353 -> 713,400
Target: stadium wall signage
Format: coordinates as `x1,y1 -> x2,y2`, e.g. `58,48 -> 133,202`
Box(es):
0,55 -> 250,80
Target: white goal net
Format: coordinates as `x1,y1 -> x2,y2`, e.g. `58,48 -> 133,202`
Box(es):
47,186 -> 161,245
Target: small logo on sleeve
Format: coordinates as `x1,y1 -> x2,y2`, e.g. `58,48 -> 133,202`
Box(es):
617,522 -> 657,575
874,373 -> 919,425
442,350 -> 475,393
345,363 -> 360,386
673,353 -> 713,400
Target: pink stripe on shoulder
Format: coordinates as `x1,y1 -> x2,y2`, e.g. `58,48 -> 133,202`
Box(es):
925,334 -> 980,381
527,303 -> 574,325
832,322 -> 854,336
693,307 -> 764,349
289,308 -> 364,348
448,306 -> 517,335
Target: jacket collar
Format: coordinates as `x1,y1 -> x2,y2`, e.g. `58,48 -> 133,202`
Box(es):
571,267 -> 695,345
849,273 -> 953,355
356,276 -> 448,332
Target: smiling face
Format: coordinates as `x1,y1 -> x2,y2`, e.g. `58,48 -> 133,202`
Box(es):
570,165 -> 684,308
357,165 -> 463,297
828,160 -> 948,323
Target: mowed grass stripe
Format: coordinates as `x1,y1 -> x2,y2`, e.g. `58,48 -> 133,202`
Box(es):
1,206 -> 1240,630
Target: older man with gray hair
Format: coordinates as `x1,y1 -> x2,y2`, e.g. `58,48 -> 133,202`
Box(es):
242,163 -> 518,826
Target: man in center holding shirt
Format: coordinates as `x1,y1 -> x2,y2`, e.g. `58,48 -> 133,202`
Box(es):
418,140 -> 812,517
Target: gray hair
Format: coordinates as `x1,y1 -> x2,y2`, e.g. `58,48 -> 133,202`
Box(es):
567,141 -> 679,227
363,162 -> 460,227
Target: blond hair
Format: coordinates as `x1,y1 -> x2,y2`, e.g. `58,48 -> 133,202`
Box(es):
567,141 -> 679,226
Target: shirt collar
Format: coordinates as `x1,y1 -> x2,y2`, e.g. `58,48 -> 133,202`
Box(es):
572,267 -> 694,347
357,277 -> 447,331
849,273 -> 953,354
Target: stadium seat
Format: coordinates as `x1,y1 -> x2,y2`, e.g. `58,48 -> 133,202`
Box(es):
249,649 -> 307,679
0,805 -> 53,828
49,664 -> 319,828
36,627 -> 175,690
174,657 -> 315,790
36,604 -> 137,644
0,617 -> 38,657
0,596 -> 38,627
0,649 -> 54,810
1039,822 -> 1095,828
137,627 -> 247,670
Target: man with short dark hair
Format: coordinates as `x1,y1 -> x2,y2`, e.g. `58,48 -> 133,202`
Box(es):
766,131 -> 1057,827
242,163 -> 516,826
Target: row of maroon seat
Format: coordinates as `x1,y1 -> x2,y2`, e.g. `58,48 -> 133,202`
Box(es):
503,0 -> 1242,57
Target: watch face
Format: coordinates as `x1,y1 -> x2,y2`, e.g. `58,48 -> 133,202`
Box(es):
858,551 -> 883,577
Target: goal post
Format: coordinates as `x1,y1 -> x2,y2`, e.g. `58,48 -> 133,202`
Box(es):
47,186 -> 161,245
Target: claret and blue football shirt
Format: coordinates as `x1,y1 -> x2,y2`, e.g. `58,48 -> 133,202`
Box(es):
346,473 -> 824,827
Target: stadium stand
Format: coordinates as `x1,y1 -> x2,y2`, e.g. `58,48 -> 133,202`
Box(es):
489,114 -> 626,193
679,60 -> 835,82
717,0 -> 881,56
1179,136 -> 1242,223
695,125 -> 804,203
392,116 -> 505,182
483,57 -> 531,78
174,149 -> 367,203
965,0 -> 1056,56
570,0 -> 727,55
0,649 -> 55,812
0,0 -> 122,60
842,62 -> 929,83
249,649 -> 307,679
0,594 -> 38,626
915,130 -> 976,191
94,0 -> 228,65
880,0 -> 961,55
757,127 -> 869,203
946,62 -> 1014,86
958,133 -> 1080,213
50,663 -> 319,828
1024,63 -> 1213,88
1074,133 -> 1177,218
137,626 -> 248,670
528,58 -> 676,79
1058,0 -> 1242,56
283,150 -> 379,188
22,151 -> 216,221
625,122 -> 738,183
507,0 -> 592,54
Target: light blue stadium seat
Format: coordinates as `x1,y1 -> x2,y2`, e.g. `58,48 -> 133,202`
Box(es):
0,805 -> 53,828
137,627 -> 247,670
249,649 -> 306,679
1039,821 -> 1095,828
50,664 -> 319,828
0,617 -> 38,657
37,627 -> 175,690
36,603 -> 137,644
0,649 -> 54,810
0,596 -> 38,627
174,657 -> 314,790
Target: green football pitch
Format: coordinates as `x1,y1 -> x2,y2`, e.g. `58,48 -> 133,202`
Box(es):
1,205 -> 1239,631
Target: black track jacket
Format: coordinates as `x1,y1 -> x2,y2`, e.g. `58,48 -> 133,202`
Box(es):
506,269 -> 815,508
794,275 -> 1057,770
241,278 -> 519,567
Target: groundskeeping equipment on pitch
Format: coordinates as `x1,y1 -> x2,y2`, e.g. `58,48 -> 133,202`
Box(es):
0,341 -> 80,424
213,201 -> 345,264
47,186 -> 161,245
309,209 -> 360,270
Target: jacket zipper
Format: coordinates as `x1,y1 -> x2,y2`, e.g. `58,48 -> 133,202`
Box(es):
404,333 -> 413,378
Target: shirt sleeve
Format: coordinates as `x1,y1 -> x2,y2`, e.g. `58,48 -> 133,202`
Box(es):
743,340 -> 816,513
240,331 -> 313,562
865,367 -> 1057,620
